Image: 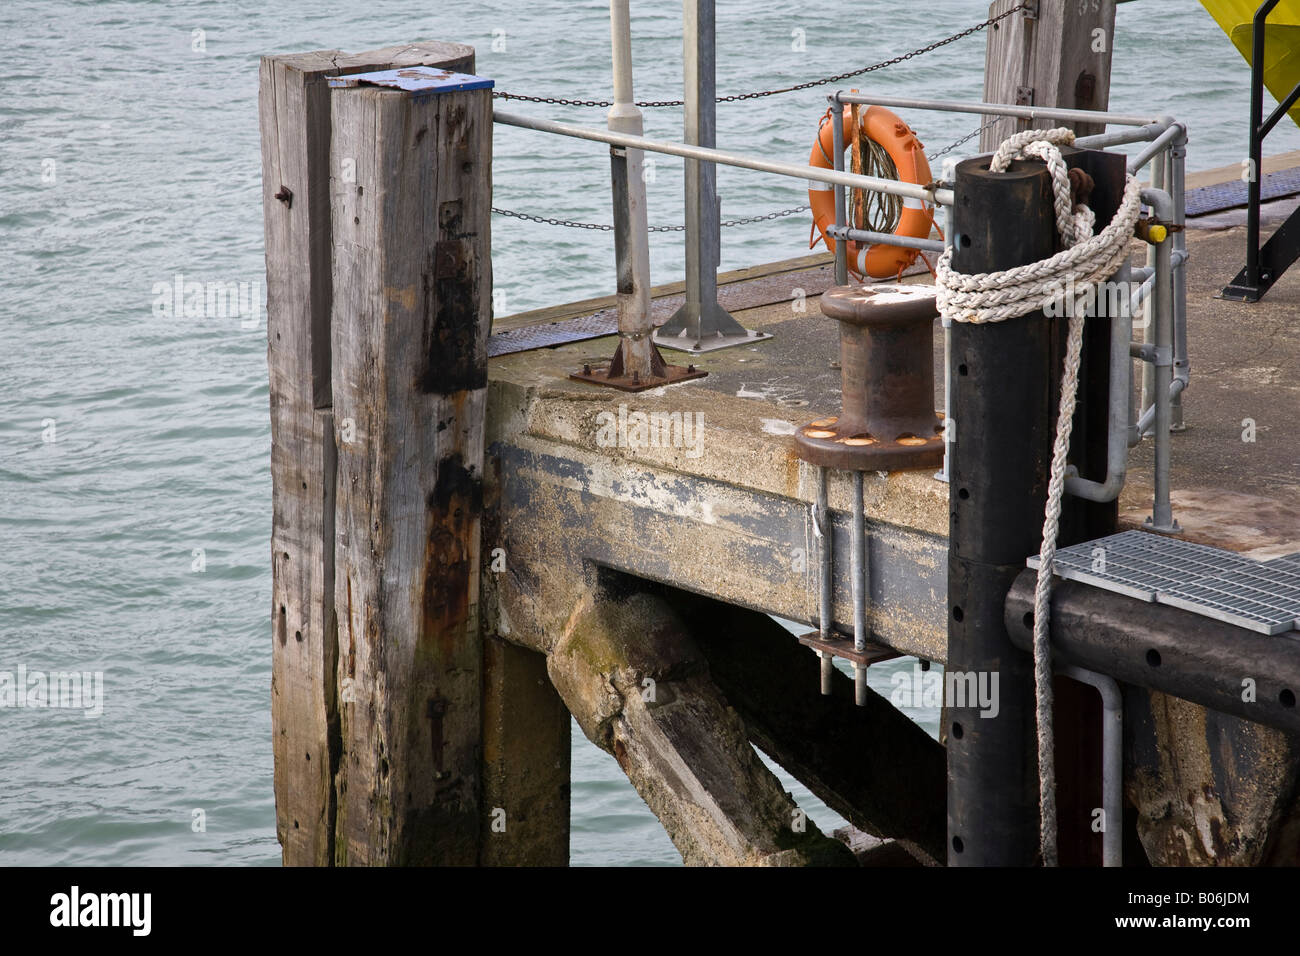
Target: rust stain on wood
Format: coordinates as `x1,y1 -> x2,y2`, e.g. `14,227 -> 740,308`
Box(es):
422,449 -> 482,657
385,285 -> 417,310
421,239 -> 485,394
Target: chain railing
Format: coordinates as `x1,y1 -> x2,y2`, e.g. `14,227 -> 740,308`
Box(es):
491,5 -> 1025,109
929,119 -> 1001,160
491,117 -> 993,233
490,9 -> 1024,234
491,203 -> 812,232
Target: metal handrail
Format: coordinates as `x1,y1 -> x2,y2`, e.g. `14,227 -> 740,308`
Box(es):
825,89 -> 1189,531
832,91 -> 1167,128
492,109 -> 955,206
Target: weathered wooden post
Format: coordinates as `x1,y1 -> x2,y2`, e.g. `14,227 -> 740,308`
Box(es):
327,65 -> 494,865
261,42 -> 475,866
981,0 -> 1118,149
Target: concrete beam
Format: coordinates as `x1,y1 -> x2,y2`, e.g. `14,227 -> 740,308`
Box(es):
485,394 -> 948,664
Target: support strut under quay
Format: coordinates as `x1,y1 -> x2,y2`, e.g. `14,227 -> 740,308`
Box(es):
546,586 -> 856,866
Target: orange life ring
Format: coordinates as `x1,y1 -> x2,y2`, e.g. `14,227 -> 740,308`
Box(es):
808,105 -> 935,279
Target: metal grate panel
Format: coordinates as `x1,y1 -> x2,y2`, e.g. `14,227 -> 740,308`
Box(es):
1027,529 -> 1256,602
1265,552 -> 1300,572
488,312 -> 618,357
1185,166 -> 1300,218
1157,561 -> 1300,634
1028,530 -> 1300,635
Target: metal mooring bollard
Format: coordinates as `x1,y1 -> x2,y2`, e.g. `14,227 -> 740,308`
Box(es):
794,285 -> 945,471
793,284 -> 942,705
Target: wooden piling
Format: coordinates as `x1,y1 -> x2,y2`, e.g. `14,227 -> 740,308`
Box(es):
1054,146 -> 1127,866
260,40 -> 476,866
981,0 -> 1118,150
946,156 -> 1058,866
328,68 -> 493,866
479,636 -> 571,866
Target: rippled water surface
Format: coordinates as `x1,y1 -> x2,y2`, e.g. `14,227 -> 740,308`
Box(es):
1,0 -> 1292,865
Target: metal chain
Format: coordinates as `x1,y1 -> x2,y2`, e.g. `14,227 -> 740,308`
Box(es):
492,4 -> 1026,109
722,204 -> 810,227
491,207 -> 614,230
492,203 -> 810,232
929,119 -> 1002,160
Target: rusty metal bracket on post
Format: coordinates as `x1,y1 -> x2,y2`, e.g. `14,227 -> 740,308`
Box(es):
570,336 -> 707,392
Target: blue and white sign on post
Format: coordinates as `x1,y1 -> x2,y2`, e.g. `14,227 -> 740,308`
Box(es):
327,66 -> 494,97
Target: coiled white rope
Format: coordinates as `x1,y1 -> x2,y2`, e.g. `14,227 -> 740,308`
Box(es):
934,128 -> 1143,867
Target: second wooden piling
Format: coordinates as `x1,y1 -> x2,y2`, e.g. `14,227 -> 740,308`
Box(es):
329,68 -> 493,866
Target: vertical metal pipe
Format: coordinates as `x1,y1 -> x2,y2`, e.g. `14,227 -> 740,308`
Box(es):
1142,188 -> 1179,534
816,466 -> 834,696
1170,132 -> 1188,431
851,470 -> 865,652
691,2 -> 725,330
851,470 -> 867,706
1062,263 -> 1133,502
817,466 -> 832,640
1140,153 -> 1164,417
1100,681 -> 1122,868
1245,2 -> 1278,292
1060,665 -> 1123,867
1152,235 -> 1175,531
609,0 -> 634,105
681,0 -> 706,341
607,0 -> 655,376
937,165 -> 956,484
659,2 -> 746,348
830,96 -> 848,285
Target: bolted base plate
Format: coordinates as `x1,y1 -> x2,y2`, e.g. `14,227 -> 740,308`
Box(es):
796,631 -> 902,668
653,328 -> 774,353
569,361 -> 707,393
1143,515 -> 1184,536
1216,284 -> 1266,303
793,414 -> 945,472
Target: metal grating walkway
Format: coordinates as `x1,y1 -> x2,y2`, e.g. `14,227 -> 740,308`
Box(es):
1028,530 -> 1300,635
488,312 -> 618,357
1184,166 -> 1300,218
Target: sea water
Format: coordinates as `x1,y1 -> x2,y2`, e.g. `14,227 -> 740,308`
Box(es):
0,0 -> 1292,865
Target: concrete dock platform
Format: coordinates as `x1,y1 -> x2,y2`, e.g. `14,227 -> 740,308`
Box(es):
478,162 -> 1300,867
489,177 -> 1300,653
